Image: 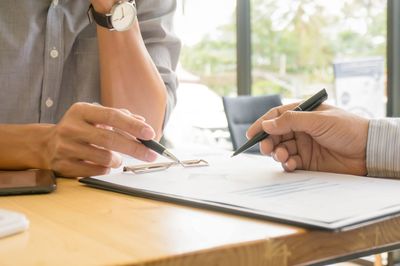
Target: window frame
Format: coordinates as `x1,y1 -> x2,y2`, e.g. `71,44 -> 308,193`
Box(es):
236,0 -> 252,95
237,0 -> 393,105
387,0 -> 400,117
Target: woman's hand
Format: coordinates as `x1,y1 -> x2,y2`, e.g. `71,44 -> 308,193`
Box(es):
43,102 -> 157,177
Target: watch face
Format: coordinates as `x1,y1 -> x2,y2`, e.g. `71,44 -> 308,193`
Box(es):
111,2 -> 136,31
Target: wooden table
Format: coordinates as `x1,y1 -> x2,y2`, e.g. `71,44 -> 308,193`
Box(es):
1,178 -> 400,266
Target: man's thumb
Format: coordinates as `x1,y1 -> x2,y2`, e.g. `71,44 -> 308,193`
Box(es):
261,111 -> 316,135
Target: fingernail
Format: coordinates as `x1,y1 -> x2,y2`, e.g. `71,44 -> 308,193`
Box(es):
141,127 -> 155,139
272,152 -> 278,162
262,120 -> 277,131
112,153 -> 122,168
145,150 -> 158,162
133,114 -> 146,121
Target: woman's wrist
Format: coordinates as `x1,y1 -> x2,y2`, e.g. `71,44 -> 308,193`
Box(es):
90,0 -> 116,13
0,124 -> 54,170
26,124 -> 55,170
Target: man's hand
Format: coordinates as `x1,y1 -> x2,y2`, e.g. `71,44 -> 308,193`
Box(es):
247,103 -> 369,176
43,103 -> 158,177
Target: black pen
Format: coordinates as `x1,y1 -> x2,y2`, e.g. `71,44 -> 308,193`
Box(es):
137,139 -> 181,164
231,88 -> 328,157
111,126 -> 181,163
90,103 -> 181,163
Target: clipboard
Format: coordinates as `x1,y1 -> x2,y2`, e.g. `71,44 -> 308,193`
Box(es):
80,173 -> 400,232
79,150 -> 400,232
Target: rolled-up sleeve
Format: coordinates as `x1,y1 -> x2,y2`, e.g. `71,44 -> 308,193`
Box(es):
367,118 -> 400,178
137,0 -> 181,125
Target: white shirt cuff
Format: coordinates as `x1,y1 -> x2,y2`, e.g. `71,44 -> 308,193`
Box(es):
366,118 -> 400,178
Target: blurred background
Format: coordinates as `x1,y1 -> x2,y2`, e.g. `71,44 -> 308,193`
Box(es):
164,0 -> 389,151
162,2 -> 399,264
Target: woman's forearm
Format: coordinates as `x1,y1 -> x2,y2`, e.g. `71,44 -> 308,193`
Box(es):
97,22 -> 168,139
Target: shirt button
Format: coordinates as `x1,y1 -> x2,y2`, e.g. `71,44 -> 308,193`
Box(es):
46,98 -> 54,108
53,0 -> 59,6
50,49 -> 59,59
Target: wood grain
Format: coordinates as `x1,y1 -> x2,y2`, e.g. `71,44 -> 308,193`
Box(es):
0,178 -> 399,265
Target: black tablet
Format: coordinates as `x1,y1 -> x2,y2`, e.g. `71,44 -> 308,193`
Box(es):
0,169 -> 56,196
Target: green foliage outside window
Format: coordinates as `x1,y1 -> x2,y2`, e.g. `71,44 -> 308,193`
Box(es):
180,0 -> 386,98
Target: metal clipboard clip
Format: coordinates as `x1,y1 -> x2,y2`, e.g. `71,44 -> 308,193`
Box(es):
123,159 -> 209,174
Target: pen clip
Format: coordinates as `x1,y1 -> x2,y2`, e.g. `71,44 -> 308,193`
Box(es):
123,159 -> 209,174
123,162 -> 175,174
180,159 -> 209,168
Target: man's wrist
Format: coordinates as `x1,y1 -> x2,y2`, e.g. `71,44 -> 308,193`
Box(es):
366,118 -> 400,178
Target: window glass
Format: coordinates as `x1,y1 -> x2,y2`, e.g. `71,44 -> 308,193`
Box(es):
176,0 -> 237,96
167,0 -> 387,149
166,0 -> 236,149
251,0 -> 387,117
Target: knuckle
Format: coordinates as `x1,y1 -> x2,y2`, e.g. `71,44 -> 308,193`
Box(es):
128,120 -> 141,136
70,102 -> 87,113
48,156 -> 59,170
55,142 -> 70,156
108,131 -> 117,148
281,111 -> 295,122
57,124 -> 75,138
104,108 -> 117,125
262,106 -> 283,122
269,106 -> 280,115
271,106 -> 284,117
95,130 -> 107,147
99,130 -> 114,149
99,150 -> 114,167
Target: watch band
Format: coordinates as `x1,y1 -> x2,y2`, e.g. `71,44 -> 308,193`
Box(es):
88,0 -> 136,30
90,5 -> 112,29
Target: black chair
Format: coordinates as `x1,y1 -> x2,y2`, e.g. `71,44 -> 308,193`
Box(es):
222,94 -> 282,153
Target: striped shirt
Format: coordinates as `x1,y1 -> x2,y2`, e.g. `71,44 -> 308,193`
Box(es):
0,0 -> 180,124
367,119 -> 400,177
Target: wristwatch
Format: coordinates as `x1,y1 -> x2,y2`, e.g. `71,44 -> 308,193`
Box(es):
88,0 -> 137,32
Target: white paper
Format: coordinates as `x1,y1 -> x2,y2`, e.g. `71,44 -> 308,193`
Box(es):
90,149 -> 400,230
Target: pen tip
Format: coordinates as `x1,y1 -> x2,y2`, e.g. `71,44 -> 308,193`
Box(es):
163,150 -> 181,164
